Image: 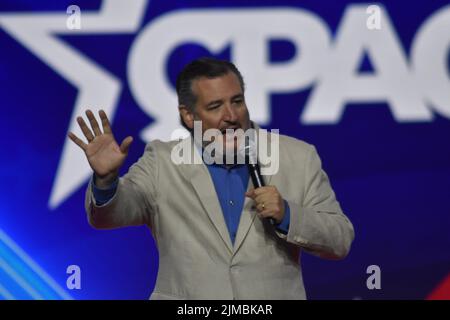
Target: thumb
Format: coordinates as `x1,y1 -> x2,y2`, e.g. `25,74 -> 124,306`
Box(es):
245,188 -> 255,198
119,136 -> 133,154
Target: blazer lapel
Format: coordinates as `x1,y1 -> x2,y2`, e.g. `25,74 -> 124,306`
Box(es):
177,138 -> 234,254
232,125 -> 277,254
232,178 -> 257,255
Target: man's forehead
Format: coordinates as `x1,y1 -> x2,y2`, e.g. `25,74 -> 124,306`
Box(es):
192,72 -> 242,99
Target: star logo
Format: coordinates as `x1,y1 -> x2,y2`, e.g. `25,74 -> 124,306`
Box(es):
0,0 -> 149,209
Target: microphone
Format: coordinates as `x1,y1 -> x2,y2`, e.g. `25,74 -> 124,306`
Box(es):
240,140 -> 277,226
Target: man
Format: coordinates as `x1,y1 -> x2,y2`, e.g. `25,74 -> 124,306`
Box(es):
68,57 -> 354,299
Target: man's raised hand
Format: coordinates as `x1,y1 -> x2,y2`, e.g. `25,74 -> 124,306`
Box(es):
68,109 -> 133,185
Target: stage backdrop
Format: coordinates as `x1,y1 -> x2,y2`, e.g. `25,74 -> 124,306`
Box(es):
0,0 -> 449,300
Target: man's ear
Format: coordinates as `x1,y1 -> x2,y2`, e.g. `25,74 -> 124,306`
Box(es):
179,105 -> 195,130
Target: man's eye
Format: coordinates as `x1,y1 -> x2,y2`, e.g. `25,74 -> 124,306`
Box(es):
208,104 -> 220,110
233,99 -> 243,104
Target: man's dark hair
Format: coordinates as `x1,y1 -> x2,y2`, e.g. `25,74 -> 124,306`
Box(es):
176,57 -> 245,130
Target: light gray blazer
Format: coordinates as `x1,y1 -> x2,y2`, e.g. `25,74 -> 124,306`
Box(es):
85,131 -> 354,300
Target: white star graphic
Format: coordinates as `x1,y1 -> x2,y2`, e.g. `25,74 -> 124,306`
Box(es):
0,0 -> 149,209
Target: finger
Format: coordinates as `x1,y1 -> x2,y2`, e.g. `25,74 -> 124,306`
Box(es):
99,109 -> 112,134
86,109 -> 102,136
257,199 -> 276,214
254,194 -> 271,206
77,116 -> 95,142
257,199 -> 278,214
120,136 -> 133,154
253,186 -> 271,196
257,208 -> 271,218
256,200 -> 271,212
258,209 -> 277,222
256,202 -> 264,212
245,188 -> 255,198
68,131 -> 87,151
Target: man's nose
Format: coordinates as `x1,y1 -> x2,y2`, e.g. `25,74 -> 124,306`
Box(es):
223,103 -> 238,123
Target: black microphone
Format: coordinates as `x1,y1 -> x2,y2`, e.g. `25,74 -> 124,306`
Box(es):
243,143 -> 277,226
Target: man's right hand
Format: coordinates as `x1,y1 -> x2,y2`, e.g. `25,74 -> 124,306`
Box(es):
68,109 -> 133,188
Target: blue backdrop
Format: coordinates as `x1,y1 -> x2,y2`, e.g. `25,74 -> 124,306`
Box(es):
0,0 -> 449,299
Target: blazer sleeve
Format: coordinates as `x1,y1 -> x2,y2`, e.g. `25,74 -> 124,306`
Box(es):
84,142 -> 159,230
275,144 -> 355,260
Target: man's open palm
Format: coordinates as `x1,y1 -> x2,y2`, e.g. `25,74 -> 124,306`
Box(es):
68,109 -> 133,179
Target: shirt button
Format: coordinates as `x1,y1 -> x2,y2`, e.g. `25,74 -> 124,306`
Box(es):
229,200 -> 234,206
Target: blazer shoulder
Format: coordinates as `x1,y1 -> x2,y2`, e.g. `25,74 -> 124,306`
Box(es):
143,139 -> 181,156
276,132 -> 315,156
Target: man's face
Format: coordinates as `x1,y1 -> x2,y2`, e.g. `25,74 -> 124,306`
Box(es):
183,72 -> 251,153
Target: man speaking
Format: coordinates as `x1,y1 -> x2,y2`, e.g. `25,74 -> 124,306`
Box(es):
68,57 -> 354,299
